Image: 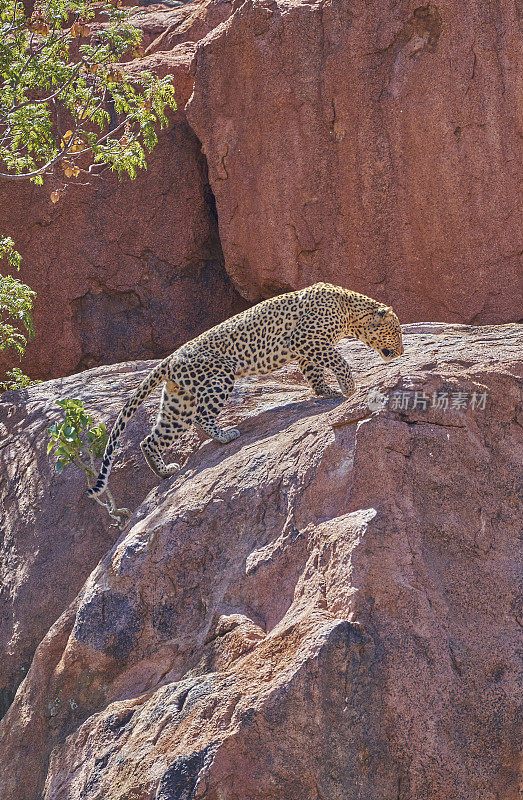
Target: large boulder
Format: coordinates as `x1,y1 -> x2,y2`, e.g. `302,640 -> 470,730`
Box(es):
0,323 -> 521,799
0,360 -> 205,717
187,0 -> 521,323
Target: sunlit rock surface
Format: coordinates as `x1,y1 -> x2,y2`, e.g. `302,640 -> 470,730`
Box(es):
0,323 -> 521,799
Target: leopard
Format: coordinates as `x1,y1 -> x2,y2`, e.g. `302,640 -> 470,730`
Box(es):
87,282 -> 403,497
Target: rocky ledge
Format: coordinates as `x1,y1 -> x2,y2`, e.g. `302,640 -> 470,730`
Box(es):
0,323 -> 521,800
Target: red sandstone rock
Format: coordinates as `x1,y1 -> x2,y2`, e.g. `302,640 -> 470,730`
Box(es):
187,0 -> 522,323
0,359 -> 207,717
137,0 -> 234,54
0,323 -> 521,799
0,12 -> 245,382
2,0 -> 520,384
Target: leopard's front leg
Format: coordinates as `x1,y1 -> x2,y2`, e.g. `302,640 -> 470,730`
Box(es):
293,334 -> 355,399
298,359 -> 344,397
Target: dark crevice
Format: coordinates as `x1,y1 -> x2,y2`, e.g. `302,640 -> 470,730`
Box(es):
0,686 -> 16,721
193,131 -> 250,312
0,662 -> 30,721
176,687 -> 191,712
156,744 -> 216,800
195,139 -> 225,266
202,180 -> 218,226
67,125 -> 249,375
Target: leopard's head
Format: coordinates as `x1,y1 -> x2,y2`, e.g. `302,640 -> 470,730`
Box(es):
360,305 -> 404,361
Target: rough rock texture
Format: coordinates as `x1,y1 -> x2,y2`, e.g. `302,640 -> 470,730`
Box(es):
187,0 -> 521,322
2,0 -> 520,384
135,0 -> 234,54
0,359 -> 206,717
0,324 -> 521,800
0,18 -> 245,381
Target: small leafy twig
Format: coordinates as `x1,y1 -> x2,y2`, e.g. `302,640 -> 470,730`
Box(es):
0,236 -> 37,390
0,366 -> 40,391
47,398 -> 130,528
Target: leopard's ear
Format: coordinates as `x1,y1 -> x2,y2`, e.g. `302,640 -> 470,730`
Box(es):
373,306 -> 392,323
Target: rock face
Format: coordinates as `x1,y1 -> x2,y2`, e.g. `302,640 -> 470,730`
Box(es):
0,29 -> 245,381
0,359 -> 204,717
1,0 -> 520,383
0,324 -> 521,800
187,0 -> 521,322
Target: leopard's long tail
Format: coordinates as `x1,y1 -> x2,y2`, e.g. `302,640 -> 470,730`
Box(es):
87,357 -> 171,497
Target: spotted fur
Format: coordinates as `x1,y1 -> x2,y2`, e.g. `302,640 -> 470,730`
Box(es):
87,282 -> 403,496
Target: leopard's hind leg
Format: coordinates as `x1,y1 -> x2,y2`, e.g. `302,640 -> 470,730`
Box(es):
193,365 -> 240,443
140,381 -> 194,478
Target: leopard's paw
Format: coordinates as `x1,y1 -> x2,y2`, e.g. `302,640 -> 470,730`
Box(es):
221,427 -> 241,443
